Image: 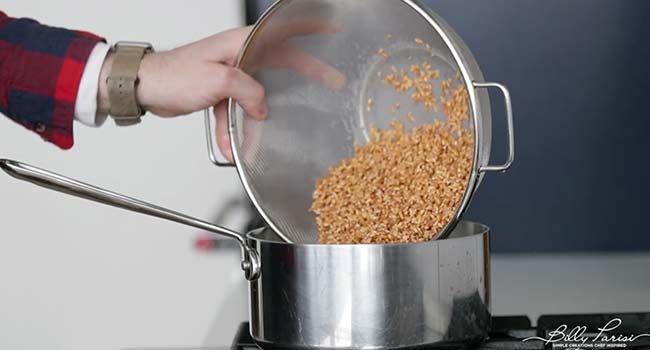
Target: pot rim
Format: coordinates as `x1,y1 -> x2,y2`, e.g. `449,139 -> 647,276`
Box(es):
246,221 -> 490,247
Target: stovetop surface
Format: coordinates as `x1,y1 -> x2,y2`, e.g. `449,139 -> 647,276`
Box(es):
226,312 -> 650,350
128,312 -> 650,349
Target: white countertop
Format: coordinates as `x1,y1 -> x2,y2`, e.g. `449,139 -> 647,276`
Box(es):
490,253 -> 650,323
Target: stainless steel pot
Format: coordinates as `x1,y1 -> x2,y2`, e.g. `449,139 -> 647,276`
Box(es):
248,222 -> 490,349
0,159 -> 490,349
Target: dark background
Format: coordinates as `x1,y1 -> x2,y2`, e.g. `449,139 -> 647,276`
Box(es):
246,0 -> 650,253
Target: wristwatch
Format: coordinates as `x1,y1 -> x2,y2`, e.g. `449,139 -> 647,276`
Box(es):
106,41 -> 154,126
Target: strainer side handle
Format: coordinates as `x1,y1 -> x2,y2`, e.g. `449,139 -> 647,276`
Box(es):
0,159 -> 260,280
473,82 -> 515,173
204,108 -> 234,167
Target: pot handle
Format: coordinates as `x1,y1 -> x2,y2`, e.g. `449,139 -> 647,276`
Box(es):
0,159 -> 260,280
204,108 -> 234,167
473,82 -> 515,173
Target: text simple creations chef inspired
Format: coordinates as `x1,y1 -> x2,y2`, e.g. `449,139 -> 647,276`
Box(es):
312,37 -> 473,244
523,318 -> 650,349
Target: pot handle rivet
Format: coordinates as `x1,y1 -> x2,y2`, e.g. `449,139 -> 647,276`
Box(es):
242,247 -> 261,280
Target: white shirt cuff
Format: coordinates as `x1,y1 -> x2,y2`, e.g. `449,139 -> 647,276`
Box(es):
74,42 -> 110,127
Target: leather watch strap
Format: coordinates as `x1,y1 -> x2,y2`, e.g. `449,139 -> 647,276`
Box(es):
107,42 -> 153,126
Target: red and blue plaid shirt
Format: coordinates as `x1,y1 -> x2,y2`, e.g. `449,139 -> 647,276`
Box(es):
0,11 -> 104,149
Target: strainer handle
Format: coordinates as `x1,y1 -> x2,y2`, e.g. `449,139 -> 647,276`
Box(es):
204,108 -> 234,167
473,82 -> 515,173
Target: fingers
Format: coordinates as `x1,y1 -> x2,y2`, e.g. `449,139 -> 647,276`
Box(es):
185,26 -> 253,64
213,65 -> 267,120
190,20 -> 339,65
271,19 -> 341,40
214,100 -> 233,163
214,98 -> 263,165
271,45 -> 347,90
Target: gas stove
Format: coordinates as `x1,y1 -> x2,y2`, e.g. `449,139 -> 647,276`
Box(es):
227,313 -> 650,350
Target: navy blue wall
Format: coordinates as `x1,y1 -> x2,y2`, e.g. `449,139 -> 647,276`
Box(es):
247,1 -> 650,252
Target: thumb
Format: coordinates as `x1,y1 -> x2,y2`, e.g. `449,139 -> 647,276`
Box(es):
212,65 -> 267,120
214,100 -> 233,163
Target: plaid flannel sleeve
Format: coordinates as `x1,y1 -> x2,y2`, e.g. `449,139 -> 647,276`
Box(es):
0,11 -> 105,149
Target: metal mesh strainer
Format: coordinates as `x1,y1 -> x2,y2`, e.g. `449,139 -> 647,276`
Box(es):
205,0 -> 514,244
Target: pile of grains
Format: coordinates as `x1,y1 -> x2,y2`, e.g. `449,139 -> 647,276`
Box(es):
310,46 -> 474,245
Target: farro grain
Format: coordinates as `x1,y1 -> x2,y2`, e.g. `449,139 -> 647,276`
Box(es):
406,112 -> 416,122
310,46 -> 473,245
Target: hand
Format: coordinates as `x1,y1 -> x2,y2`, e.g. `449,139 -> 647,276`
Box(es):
210,21 -> 347,161
138,27 -> 268,119
99,26 -> 267,116
98,23 -> 346,161
245,19 -> 347,90
98,27 -> 268,160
